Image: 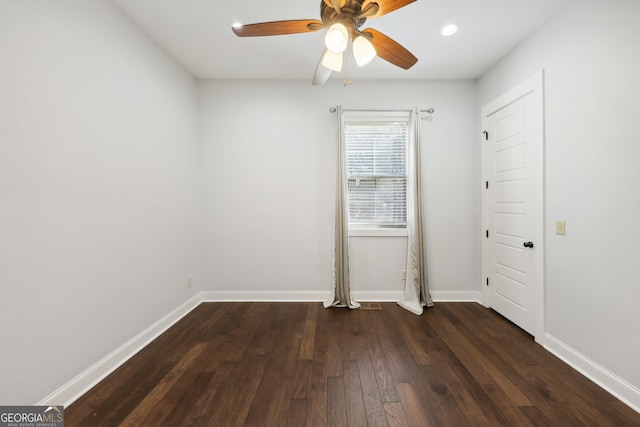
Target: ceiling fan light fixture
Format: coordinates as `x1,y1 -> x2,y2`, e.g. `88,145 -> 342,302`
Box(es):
353,36 -> 376,66
441,23 -> 459,36
231,0 -> 419,85
322,50 -> 343,72
325,23 -> 349,53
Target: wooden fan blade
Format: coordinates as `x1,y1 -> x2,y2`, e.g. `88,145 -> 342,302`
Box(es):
357,2 -> 380,19
364,28 -> 417,69
232,19 -> 323,37
313,50 -> 333,86
362,0 -> 416,18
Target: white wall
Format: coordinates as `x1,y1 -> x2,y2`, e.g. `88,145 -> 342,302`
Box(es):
478,0 -> 640,401
0,1 -> 201,404
199,80 -> 479,300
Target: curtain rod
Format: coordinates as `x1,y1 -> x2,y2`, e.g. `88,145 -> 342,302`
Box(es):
329,107 -> 434,114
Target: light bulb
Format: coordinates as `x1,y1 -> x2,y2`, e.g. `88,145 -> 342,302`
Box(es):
325,23 -> 349,53
353,36 -> 376,66
441,23 -> 459,36
322,50 -> 343,72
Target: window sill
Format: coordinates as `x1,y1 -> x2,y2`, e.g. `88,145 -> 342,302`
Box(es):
349,228 -> 408,237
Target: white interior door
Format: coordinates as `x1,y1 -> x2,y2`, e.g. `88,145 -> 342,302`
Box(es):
481,71 -> 544,341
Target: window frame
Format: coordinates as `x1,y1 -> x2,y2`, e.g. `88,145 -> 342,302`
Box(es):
342,111 -> 411,237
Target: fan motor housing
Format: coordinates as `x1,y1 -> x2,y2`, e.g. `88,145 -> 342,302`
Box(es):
321,0 -> 368,28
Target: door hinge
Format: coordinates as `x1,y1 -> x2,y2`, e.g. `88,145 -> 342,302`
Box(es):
485,181 -> 489,189
486,277 -> 489,286
486,230 -> 489,238
482,130 -> 489,141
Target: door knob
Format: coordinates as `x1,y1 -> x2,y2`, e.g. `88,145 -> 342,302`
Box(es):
523,241 -> 534,248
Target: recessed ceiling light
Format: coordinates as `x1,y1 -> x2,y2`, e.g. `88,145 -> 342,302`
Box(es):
441,23 -> 459,37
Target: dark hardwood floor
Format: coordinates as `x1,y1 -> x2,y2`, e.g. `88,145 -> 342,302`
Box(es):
66,302 -> 640,426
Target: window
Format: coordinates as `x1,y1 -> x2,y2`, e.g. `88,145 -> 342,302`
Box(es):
344,112 -> 409,229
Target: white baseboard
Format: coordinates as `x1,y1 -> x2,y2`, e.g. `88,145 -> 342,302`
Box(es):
544,333 -> 640,414
199,290 -> 481,303
431,290 -> 481,302
351,291 -> 403,301
347,290 -> 482,302
199,290 -> 331,302
37,293 -> 203,407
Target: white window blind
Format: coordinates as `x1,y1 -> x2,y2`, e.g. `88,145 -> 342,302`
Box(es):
344,114 -> 408,228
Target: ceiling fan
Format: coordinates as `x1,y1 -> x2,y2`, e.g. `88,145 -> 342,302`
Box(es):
232,0 -> 418,85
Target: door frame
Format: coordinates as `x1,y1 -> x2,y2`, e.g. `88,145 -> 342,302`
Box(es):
480,70 -> 545,344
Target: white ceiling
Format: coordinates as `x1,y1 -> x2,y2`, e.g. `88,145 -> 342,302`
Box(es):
112,0 -> 569,82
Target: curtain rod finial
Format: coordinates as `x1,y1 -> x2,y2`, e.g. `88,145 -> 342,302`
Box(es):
329,107 -> 337,113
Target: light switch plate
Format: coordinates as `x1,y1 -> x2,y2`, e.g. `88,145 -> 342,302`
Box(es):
556,220 -> 566,235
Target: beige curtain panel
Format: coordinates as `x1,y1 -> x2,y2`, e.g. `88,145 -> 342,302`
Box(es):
398,107 -> 434,315
325,106 -> 360,309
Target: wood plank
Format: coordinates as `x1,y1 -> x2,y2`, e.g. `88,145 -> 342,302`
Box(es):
518,405 -> 561,427
245,377 -> 294,427
298,303 -> 319,360
277,303 -> 307,377
292,359 -> 313,399
342,359 -> 368,427
429,350 -> 505,426
204,359 -> 266,426
223,302 -> 272,362
355,348 -> 389,426
286,399 -> 308,427
370,306 -> 410,385
323,309 -> 344,378
364,332 -> 400,402
64,345 -> 164,423
600,400 -> 640,427
340,306 -> 368,361
326,377 -> 347,427
389,305 -> 434,365
169,366 -> 231,425
416,364 -> 473,426
522,363 -> 619,426
157,371 -> 214,426
119,342 -> 208,425
244,307 -> 298,426
81,361 -> 175,426
395,383 -> 433,427
305,306 -> 329,427
431,306 -> 533,407
383,402 -> 410,427
305,351 -> 328,427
